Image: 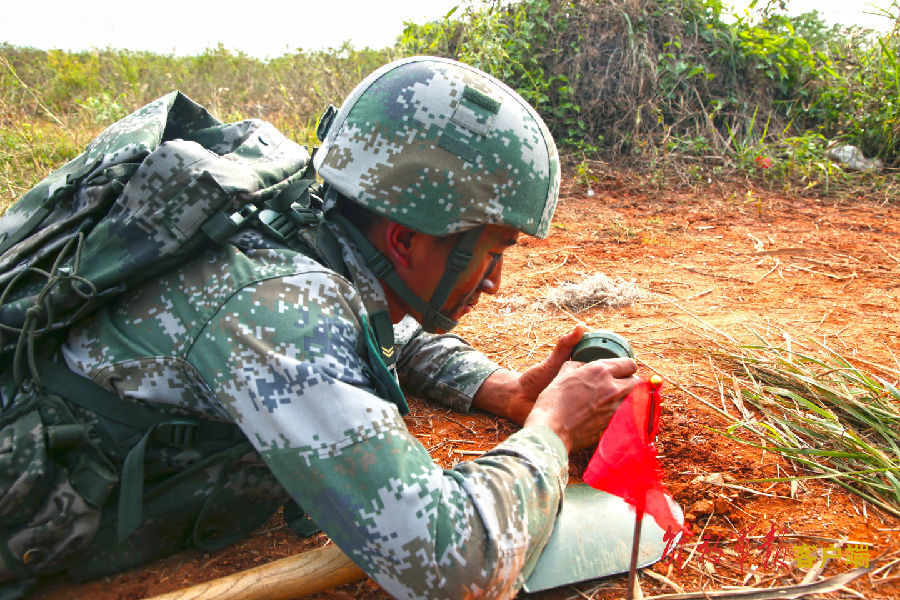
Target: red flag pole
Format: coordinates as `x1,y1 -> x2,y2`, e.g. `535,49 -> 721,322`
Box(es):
626,511 -> 643,600
626,375 -> 663,600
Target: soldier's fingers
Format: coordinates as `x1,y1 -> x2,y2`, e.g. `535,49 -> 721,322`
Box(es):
556,360 -> 584,377
582,357 -> 637,379
545,325 -> 586,367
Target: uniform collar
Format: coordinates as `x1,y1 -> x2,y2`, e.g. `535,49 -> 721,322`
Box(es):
325,219 -> 393,326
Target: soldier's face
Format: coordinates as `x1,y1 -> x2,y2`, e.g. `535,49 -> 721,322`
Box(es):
419,225 -> 520,330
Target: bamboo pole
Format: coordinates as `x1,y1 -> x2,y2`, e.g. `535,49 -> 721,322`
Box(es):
143,544 -> 366,600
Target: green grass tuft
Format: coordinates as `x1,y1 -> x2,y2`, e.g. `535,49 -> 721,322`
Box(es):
704,332 -> 900,519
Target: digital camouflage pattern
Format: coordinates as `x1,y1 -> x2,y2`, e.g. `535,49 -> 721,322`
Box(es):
1,90 -> 315,590
56,220 -> 569,599
315,56 -> 561,238
0,394 -> 111,584
1,61 -> 569,599
0,90 -> 310,354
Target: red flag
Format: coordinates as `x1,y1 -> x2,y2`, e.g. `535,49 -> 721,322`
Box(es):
582,378 -> 683,534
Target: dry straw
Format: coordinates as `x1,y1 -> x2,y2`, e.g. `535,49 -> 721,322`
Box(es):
536,272 -> 645,312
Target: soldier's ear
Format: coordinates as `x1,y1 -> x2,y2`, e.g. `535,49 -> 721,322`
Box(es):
384,222 -> 416,268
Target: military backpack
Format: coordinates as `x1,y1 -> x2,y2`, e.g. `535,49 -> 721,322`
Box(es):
0,92 -> 384,593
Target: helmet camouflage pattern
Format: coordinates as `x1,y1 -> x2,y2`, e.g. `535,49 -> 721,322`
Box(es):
314,56 -> 561,238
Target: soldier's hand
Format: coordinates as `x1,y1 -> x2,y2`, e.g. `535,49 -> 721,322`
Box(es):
472,326 -> 586,424
523,358 -> 638,453
515,325 -> 586,400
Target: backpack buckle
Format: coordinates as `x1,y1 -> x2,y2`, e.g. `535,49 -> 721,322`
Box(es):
289,205 -> 322,227
258,209 -> 299,242
316,105 -> 337,142
368,252 -> 393,279
155,421 -> 199,448
202,204 -> 259,244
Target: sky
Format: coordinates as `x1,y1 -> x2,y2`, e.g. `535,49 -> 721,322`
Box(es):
0,0 -> 895,58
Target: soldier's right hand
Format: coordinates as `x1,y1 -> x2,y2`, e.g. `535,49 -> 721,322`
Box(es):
522,358 -> 638,453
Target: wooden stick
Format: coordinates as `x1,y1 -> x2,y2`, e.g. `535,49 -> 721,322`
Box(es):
627,513 -> 644,600
642,568 -> 686,594
455,449 -> 486,456
142,543 -> 366,600
640,567 -> 871,599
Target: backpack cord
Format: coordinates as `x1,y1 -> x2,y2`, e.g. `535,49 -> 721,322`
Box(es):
1,231 -> 97,389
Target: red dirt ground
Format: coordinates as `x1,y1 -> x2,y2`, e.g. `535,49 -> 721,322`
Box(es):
30,175 -> 900,600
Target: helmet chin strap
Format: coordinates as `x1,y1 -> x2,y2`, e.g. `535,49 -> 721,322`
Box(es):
330,212 -> 483,333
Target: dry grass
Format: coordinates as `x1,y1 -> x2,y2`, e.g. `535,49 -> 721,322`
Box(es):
666,314 -> 900,520
536,272 -> 646,312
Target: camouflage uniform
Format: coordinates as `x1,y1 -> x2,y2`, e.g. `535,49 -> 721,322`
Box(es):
1,56 -> 567,599
59,219 -> 569,599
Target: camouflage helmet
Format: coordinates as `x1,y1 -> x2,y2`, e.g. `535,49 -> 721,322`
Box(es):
314,56 -> 561,239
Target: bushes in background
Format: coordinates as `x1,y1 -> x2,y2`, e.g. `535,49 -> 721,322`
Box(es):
401,0 -> 899,185
1,0 -> 898,208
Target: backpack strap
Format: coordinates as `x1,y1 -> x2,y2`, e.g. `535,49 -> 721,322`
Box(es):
34,357 -> 243,542
0,157 -> 102,256
36,357 -> 160,430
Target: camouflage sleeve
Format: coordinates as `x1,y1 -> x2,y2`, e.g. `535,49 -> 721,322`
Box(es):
187,273 -> 568,600
393,315 -> 501,412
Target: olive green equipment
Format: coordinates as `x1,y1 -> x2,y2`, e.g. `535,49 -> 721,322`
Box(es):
571,330 -> 634,362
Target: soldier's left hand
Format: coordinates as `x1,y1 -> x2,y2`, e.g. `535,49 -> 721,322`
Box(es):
472,325 -> 586,424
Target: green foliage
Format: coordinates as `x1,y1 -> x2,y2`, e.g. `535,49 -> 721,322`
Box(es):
574,158 -> 598,190
77,92 -> 128,124
401,0 -> 897,193
704,330 -> 900,519
0,42 -> 397,214
816,25 -> 900,162
2,0 -> 899,205
0,42 -> 395,125
665,135 -> 712,156
0,120 -> 81,215
401,0 -> 593,149
734,13 -> 833,100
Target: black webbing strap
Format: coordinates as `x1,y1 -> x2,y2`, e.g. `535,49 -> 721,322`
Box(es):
37,357 -> 163,430
329,213 -> 477,334
303,217 -> 351,280
35,356 -> 243,542
419,226 -> 483,332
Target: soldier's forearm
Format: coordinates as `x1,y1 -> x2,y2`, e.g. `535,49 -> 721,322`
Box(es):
396,328 -> 500,411
472,368 -> 533,424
